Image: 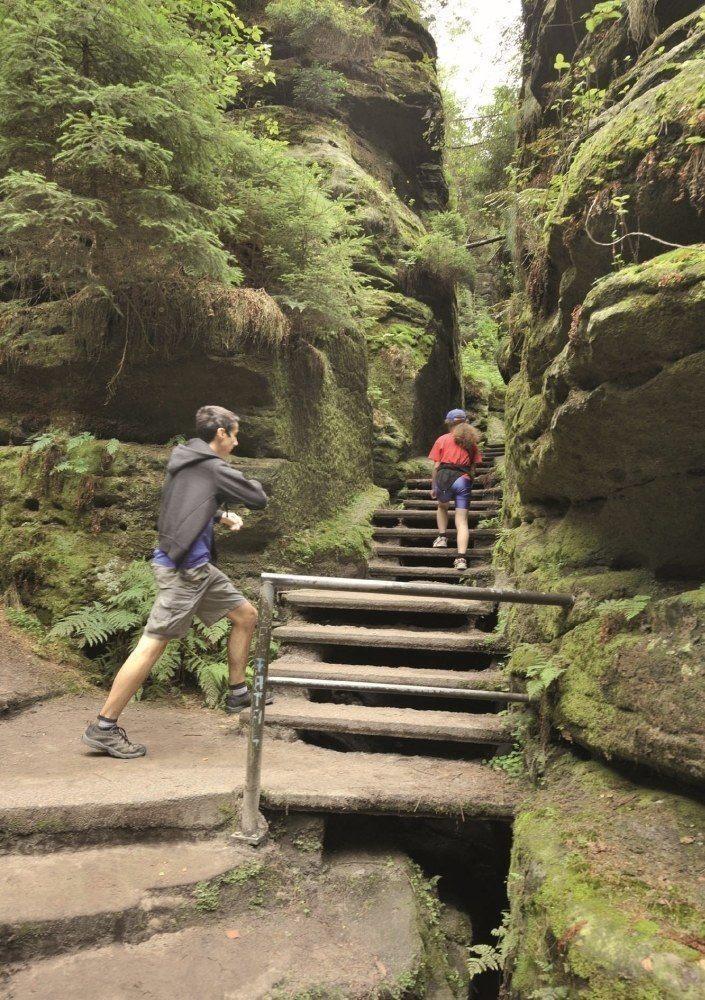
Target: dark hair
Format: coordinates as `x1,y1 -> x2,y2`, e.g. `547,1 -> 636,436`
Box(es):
195,405 -> 239,443
452,422 -> 480,457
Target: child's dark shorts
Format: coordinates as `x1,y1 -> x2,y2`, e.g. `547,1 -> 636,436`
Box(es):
144,563 -> 246,640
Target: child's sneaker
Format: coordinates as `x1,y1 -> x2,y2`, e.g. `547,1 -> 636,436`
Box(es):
432,535 -> 448,548
454,557 -> 467,572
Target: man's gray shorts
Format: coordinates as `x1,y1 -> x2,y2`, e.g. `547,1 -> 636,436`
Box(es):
144,563 -> 246,640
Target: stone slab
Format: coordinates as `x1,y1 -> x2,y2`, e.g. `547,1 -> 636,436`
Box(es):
242,697 -> 511,744
3,850 -> 424,1000
0,696 -> 519,838
280,588 -> 493,616
272,622 -> 507,653
268,658 -> 508,691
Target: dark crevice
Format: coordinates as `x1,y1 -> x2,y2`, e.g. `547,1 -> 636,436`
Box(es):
324,813 -> 511,999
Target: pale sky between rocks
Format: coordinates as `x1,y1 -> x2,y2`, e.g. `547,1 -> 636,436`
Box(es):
422,0 -> 522,114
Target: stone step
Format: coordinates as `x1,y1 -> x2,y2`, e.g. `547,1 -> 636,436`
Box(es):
404,480 -> 502,494
401,500 -> 500,511
272,623 -> 507,654
401,489 -> 501,500
372,527 -> 498,541
367,561 -> 494,580
2,850 -> 432,1000
0,697 -> 518,845
269,659 -> 507,691
242,698 -> 512,745
0,838 -> 244,962
280,589 -> 494,617
373,508 -> 491,524
372,544 -> 494,561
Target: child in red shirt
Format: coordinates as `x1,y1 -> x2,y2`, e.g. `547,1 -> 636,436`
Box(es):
428,410 -> 482,571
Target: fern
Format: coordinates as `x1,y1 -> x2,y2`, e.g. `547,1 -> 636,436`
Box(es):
51,559 -> 232,705
49,602 -> 114,647
597,594 -> 651,622
466,942 -> 502,978
525,660 -> 565,700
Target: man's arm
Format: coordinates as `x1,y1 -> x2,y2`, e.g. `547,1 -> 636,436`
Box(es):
215,463 -> 268,510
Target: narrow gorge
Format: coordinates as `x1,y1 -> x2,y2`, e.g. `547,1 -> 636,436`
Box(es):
0,1 -> 704,998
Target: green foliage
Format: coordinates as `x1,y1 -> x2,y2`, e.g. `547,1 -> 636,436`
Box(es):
0,0 -> 246,303
407,861 -> 442,928
489,749 -> 526,777
459,294 -> 505,399
466,911 -> 511,980
405,211 -> 474,288
49,559 -> 232,707
596,594 -> 651,622
584,1 -> 622,33
291,66 -> 346,113
283,487 -> 387,568
265,0 -> 376,66
227,130 -> 371,332
19,429 -> 120,498
442,83 -> 518,234
525,660 -> 565,701
4,606 -> 46,639
0,0 -> 370,345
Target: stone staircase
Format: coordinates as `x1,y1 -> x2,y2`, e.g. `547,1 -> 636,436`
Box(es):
243,444 -> 523,760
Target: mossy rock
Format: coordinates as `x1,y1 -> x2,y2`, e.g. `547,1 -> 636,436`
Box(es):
507,753 -> 705,999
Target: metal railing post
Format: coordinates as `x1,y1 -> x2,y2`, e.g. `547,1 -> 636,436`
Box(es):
233,578 -> 276,846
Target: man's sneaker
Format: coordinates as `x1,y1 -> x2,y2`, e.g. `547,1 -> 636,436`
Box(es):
82,723 -> 146,759
432,535 -> 448,548
226,689 -> 274,715
454,557 -> 468,572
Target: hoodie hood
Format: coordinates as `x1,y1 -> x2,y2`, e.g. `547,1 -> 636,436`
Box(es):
166,438 -> 219,475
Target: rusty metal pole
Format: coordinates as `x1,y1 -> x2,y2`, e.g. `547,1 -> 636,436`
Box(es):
233,578 -> 275,846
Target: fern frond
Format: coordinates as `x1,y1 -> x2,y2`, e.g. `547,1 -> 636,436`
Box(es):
49,602 -> 114,647
194,660 -> 229,708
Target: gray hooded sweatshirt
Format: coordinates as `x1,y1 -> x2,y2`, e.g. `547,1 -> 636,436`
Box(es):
156,438 -> 267,567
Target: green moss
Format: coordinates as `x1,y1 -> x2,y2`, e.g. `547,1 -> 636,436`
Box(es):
508,755 -> 705,999
282,485 -> 387,570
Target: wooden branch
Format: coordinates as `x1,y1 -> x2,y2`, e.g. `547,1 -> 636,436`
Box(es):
465,235 -> 506,250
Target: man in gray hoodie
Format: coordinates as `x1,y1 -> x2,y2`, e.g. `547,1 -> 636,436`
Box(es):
82,405 -> 268,759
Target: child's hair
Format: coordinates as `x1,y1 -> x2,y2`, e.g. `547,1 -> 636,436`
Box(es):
451,422 -> 480,457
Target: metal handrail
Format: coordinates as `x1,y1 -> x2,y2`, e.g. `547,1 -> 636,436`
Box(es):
234,571 -> 574,844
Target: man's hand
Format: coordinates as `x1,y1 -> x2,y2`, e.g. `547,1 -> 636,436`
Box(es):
220,512 -> 243,532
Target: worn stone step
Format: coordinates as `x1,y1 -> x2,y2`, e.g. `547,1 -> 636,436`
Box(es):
2,850 -> 430,1000
280,589 -> 494,616
268,659 -> 507,691
372,544 -> 494,561
401,489 -> 502,500
404,481 -> 502,495
242,698 -> 512,745
373,508 -> 491,524
0,697 -> 518,846
372,527 -> 498,541
272,623 -> 507,654
401,499 -> 500,511
0,838 -> 244,962
367,561 -> 494,580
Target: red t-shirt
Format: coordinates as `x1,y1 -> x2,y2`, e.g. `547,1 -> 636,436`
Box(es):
428,433 -> 482,479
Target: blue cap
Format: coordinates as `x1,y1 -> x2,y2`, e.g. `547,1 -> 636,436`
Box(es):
445,409 -> 467,423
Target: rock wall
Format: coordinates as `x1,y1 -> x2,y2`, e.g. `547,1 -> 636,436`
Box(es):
0,1 -> 459,615
502,4 -> 705,994
501,1 -> 705,783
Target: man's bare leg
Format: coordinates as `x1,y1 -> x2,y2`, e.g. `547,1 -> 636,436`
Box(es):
226,601 -> 258,686
100,634 -> 169,720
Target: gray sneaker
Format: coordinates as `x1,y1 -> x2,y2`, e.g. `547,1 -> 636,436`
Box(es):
226,689 -> 274,714
82,723 -> 147,759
